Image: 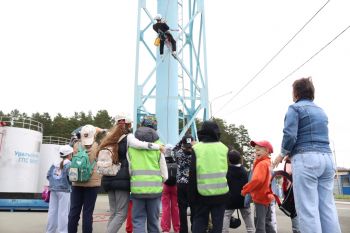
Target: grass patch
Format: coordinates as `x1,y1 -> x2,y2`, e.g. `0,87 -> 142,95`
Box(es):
335,194 -> 350,200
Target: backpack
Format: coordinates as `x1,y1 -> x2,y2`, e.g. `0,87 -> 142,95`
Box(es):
69,145 -> 96,182
96,148 -> 121,176
164,155 -> 177,186
270,161 -> 297,218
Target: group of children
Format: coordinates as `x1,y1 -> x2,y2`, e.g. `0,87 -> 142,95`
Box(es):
45,116 -> 294,233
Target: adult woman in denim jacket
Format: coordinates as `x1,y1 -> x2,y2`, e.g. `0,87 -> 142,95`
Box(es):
273,77 -> 341,233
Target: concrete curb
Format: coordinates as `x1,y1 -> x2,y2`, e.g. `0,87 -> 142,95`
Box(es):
335,200 -> 350,205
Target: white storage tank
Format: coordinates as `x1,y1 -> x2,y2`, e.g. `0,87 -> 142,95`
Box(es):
37,136 -> 70,192
0,117 -> 43,193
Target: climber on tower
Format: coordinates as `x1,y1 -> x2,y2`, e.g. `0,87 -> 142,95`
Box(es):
153,14 -> 177,58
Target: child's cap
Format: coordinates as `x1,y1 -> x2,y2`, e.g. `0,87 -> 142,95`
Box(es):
181,134 -> 194,148
59,145 -> 73,157
250,140 -> 273,153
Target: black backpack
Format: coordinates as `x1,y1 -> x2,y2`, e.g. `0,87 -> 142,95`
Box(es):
270,160 -> 297,218
164,156 -> 177,186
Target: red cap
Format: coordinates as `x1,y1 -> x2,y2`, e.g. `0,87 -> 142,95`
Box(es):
250,140 -> 273,154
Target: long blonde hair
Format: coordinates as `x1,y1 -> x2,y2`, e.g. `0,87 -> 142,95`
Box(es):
97,124 -> 125,164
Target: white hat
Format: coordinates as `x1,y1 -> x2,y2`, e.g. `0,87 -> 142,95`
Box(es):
115,113 -> 133,124
80,124 -> 96,145
59,145 -> 73,157
154,14 -> 162,20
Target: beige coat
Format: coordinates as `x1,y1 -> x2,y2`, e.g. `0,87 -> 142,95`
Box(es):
72,142 -> 101,187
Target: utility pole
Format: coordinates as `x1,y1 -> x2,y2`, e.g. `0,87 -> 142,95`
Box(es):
332,140 -> 342,195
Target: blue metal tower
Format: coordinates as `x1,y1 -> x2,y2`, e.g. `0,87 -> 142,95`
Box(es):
134,0 -> 209,145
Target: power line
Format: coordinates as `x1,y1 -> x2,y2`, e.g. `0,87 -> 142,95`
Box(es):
212,0 -> 330,117
225,24 -> 350,115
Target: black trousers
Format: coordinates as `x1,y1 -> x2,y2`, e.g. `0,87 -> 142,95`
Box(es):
160,33 -> 177,55
192,202 -> 226,233
177,183 -> 193,233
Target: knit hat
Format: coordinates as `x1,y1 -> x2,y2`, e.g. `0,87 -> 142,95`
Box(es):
141,115 -> 157,130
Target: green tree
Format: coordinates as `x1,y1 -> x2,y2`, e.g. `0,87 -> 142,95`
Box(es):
196,118 -> 254,168
51,113 -> 70,138
79,111 -> 94,126
67,112 -> 82,134
236,125 -> 254,166
10,109 -> 21,117
31,112 -> 53,136
94,110 -> 113,129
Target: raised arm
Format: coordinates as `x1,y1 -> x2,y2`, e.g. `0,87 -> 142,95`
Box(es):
126,133 -> 161,150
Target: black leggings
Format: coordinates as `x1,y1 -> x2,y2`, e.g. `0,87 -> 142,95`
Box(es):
160,33 -> 176,55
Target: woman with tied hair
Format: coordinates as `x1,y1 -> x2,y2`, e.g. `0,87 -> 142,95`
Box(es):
98,114 -> 164,233
273,77 -> 341,233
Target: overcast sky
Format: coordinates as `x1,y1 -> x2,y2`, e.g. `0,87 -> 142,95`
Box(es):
1,0 -> 349,168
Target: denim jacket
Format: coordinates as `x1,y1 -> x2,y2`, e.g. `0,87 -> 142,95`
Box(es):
47,160 -> 71,192
281,99 -> 331,157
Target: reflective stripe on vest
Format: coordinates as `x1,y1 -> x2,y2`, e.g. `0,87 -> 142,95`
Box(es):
193,142 -> 229,196
129,140 -> 163,194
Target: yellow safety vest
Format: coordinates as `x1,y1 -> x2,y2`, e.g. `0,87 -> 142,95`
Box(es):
128,141 -> 163,195
193,142 -> 229,196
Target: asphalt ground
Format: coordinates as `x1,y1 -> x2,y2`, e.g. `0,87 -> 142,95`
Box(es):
0,195 -> 349,233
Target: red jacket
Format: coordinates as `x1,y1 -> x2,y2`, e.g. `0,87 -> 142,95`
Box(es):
241,155 -> 274,206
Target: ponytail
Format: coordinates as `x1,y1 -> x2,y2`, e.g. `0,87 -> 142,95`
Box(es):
60,157 -> 65,169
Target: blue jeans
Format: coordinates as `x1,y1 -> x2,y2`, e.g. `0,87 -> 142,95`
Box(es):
291,152 -> 341,233
67,186 -> 99,233
132,197 -> 161,233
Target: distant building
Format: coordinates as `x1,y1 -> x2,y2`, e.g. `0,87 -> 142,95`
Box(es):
334,168 -> 350,195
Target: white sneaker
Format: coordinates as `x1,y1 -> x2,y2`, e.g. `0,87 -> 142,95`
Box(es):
160,54 -> 164,59
172,51 -> 177,56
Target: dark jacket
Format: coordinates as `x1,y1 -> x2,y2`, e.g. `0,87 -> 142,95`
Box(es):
101,135 -> 130,192
153,22 -> 170,39
226,165 -> 248,209
188,121 -> 229,205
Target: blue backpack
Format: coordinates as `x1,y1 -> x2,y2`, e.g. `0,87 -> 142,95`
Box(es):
69,146 -> 96,182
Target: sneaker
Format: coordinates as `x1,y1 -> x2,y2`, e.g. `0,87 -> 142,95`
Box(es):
172,51 -> 177,56
160,54 -> 164,59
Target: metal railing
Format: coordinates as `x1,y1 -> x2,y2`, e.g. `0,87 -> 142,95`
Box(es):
0,116 -> 43,133
42,136 -> 70,145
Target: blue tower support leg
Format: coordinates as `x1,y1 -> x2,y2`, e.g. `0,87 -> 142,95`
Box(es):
155,0 -> 179,145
